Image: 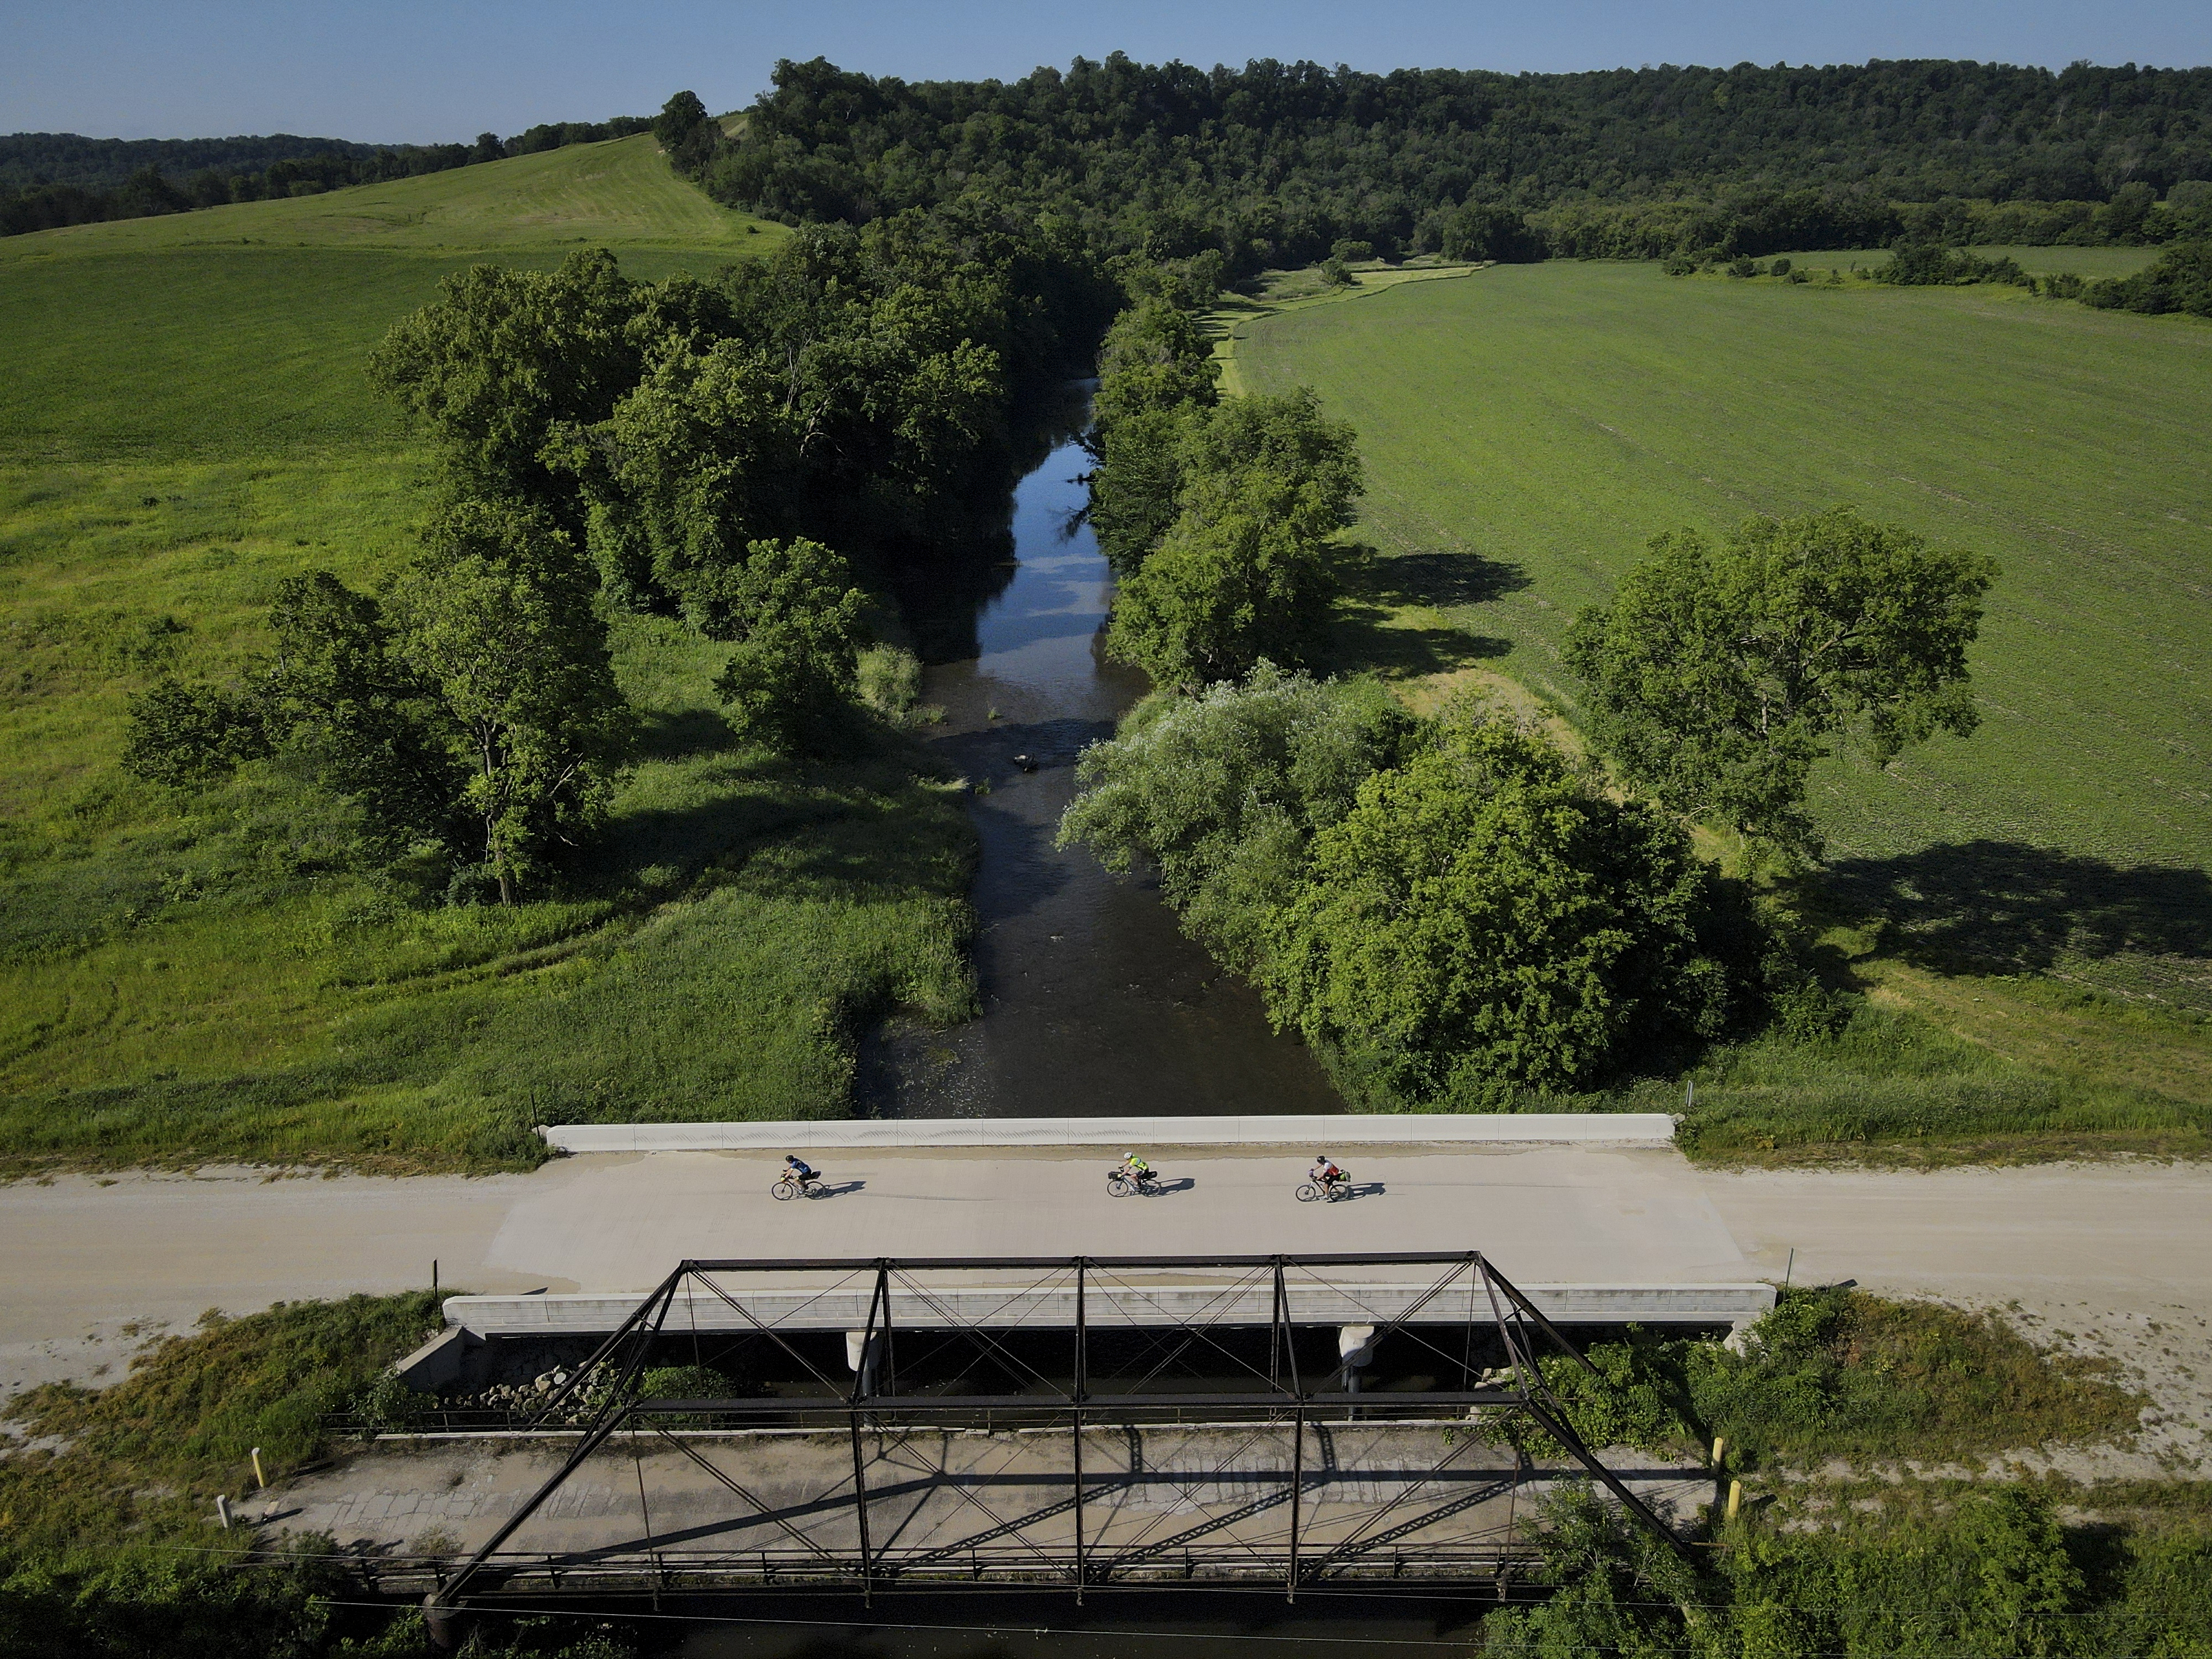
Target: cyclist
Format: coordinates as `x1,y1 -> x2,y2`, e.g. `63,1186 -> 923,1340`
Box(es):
1311,1153 -> 1347,1194
784,1153 -> 822,1191
1117,1151 -> 1157,1191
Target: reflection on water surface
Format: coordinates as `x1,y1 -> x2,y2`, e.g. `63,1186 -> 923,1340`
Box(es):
861,393 -> 1340,1120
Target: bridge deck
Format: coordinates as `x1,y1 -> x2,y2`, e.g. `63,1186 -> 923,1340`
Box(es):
471,1144 -> 1759,1303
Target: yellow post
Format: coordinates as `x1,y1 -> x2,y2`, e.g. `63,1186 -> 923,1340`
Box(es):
1725,1479 -> 1743,1522
251,1448 -> 265,1489
1711,1435 -> 1725,1468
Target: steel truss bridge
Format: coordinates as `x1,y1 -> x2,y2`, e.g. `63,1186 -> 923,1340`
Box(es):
419,1252 -> 1696,1634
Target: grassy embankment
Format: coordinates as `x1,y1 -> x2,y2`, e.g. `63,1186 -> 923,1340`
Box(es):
1223,259 -> 2212,1163
0,138 -> 976,1175
0,1290 -> 504,1653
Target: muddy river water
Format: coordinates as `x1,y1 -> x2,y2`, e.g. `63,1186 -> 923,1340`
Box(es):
861,398 -> 1341,1120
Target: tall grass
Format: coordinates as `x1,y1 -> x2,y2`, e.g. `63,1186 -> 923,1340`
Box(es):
0,617 -> 976,1172
1679,1002 -> 2212,1162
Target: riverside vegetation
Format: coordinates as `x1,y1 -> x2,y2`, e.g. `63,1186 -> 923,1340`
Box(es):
0,1290 -> 645,1657
653,55 -> 2212,1155
0,133 -> 1107,1172
5,70 -> 2211,1655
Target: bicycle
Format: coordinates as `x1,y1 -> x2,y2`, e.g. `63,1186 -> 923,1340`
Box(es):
1295,1177 -> 1349,1203
1107,1167 -> 1161,1198
771,1171 -> 826,1201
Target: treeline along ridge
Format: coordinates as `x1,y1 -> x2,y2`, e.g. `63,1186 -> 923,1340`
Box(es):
673,55 -> 2212,268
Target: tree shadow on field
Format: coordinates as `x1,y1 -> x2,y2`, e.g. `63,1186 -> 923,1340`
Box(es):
1822,840 -> 2212,975
1368,549 -> 1532,610
630,705 -> 737,761
1328,546 -> 1527,680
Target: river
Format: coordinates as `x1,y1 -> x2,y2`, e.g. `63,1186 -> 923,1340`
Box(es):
861,392 -> 1343,1120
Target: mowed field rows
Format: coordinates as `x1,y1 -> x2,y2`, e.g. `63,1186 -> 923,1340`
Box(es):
1235,266 -> 2211,885
1,132 -> 781,261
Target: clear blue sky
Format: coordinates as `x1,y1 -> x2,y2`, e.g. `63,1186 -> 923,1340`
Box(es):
7,0 -> 2210,143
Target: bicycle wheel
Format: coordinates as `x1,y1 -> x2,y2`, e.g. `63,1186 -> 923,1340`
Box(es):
1295,1180 -> 1322,1203
803,1179 -> 829,1198
1107,1174 -> 1134,1198
771,1177 -> 798,1202
1325,1180 -> 1348,1202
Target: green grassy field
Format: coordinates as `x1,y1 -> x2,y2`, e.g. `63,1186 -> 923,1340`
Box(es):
4,133 -> 783,260
0,140 -> 970,1174
1230,260 -> 2212,1155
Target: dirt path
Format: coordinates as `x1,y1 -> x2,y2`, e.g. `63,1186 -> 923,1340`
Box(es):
0,1166 -> 551,1405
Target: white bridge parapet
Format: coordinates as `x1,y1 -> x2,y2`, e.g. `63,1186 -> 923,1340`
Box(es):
445,1280 -> 1773,1337
539,1113 -> 1678,1155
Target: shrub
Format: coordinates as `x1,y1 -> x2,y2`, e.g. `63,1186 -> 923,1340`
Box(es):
2083,240 -> 2212,317
637,1363 -> 733,1427
350,1370 -> 433,1434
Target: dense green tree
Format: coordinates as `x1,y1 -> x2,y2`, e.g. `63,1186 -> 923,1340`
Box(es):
1090,300 -> 1220,432
368,216 -> 1105,617
1099,389 -> 1365,686
368,250 -> 643,522
2085,238 -> 2212,316
694,539 -> 871,753
120,677 -> 270,788
259,571 -> 467,852
699,56 -> 2212,269
121,573 -> 464,854
383,549 -> 629,903
1261,720 -> 1748,1098
652,90 -> 719,173
1086,407 -> 1188,575
1180,388 -> 1362,522
1057,665 -> 1415,970
1565,508 -> 1998,864
1104,462 -> 1363,688
579,339 -> 802,608
1085,300 -> 1222,571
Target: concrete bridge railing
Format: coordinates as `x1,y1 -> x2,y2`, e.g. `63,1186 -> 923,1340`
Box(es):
539,1112 -> 1679,1155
